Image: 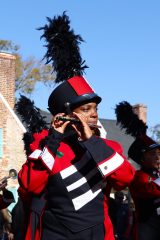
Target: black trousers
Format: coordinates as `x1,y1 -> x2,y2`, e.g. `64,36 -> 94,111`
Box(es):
41,211 -> 105,240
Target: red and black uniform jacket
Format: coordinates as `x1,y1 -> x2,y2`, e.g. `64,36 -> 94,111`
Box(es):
130,167 -> 160,239
18,128 -> 135,240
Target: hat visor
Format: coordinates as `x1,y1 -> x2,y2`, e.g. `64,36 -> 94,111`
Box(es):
70,93 -> 102,110
142,143 -> 160,153
148,143 -> 160,151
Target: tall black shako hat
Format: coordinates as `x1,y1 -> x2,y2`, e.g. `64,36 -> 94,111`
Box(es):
115,101 -> 160,164
38,12 -> 101,115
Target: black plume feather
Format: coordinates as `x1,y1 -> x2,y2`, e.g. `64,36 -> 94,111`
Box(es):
38,11 -> 88,83
115,101 -> 148,137
15,95 -> 48,132
15,95 -> 48,155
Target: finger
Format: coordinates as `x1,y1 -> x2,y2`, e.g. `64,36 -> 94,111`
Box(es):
63,121 -> 70,127
72,112 -> 84,123
71,124 -> 81,137
51,113 -> 65,126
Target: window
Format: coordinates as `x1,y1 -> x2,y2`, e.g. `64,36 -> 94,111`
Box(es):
0,128 -> 3,158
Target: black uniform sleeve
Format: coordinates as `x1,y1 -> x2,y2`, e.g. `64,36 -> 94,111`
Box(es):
82,136 -> 115,164
82,136 -> 125,177
44,127 -> 64,155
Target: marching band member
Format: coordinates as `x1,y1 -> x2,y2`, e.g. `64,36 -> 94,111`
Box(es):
17,13 -> 135,240
116,101 -> 160,240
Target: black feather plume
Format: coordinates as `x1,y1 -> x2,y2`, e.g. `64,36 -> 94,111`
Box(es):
15,95 -> 48,155
38,12 -> 88,83
115,101 -> 148,137
15,95 -> 48,132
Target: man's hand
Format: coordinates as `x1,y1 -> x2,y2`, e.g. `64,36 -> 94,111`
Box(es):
7,232 -> 14,240
3,223 -> 14,239
1,208 -> 14,240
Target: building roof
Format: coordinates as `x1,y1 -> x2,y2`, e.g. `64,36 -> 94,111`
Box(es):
100,118 -> 139,168
100,118 -> 134,157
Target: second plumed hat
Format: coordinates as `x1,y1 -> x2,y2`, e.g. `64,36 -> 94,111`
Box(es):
115,101 -> 160,164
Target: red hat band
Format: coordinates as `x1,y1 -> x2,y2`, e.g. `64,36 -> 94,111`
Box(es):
67,76 -> 94,96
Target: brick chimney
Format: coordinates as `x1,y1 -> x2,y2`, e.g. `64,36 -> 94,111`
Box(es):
0,52 -> 16,109
132,104 -> 147,123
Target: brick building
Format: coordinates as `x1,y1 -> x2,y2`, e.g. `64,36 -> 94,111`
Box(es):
0,52 -> 26,182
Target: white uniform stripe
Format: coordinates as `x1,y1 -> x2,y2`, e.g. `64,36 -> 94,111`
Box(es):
40,147 -> 55,170
66,167 -> 100,192
67,177 -> 87,192
154,177 -> 160,186
28,149 -> 42,159
98,152 -> 124,176
72,188 -> 101,210
60,153 -> 90,179
60,165 -> 77,179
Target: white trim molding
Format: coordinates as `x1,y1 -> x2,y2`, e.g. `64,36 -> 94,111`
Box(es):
154,177 -> 160,186
0,92 -> 26,133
